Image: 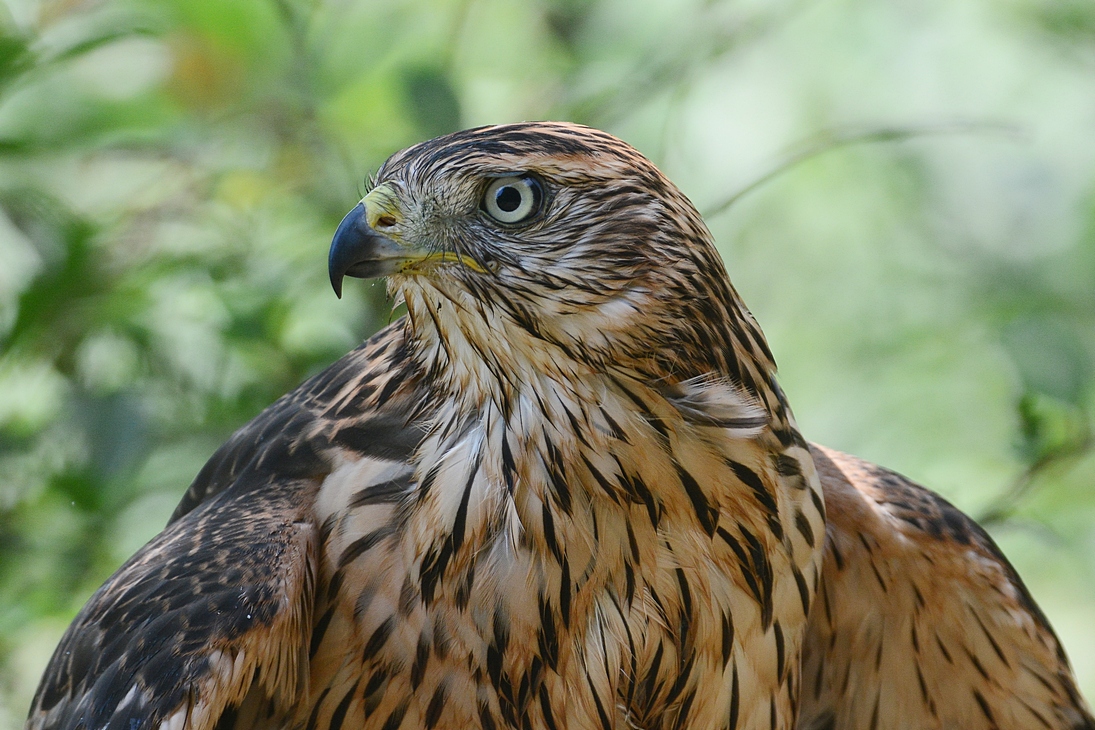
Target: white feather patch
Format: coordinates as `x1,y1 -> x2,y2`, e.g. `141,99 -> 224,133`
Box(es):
661,374 -> 768,437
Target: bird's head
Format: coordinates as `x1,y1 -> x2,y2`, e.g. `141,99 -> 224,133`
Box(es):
330,122 -> 775,393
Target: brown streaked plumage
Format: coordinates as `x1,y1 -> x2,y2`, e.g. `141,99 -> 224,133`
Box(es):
799,446 -> 1093,730
26,122 -> 1092,730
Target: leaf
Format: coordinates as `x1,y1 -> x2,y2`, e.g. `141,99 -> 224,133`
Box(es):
1002,316 -> 1093,406
0,188 -> 101,364
0,27 -> 32,91
1032,0 -> 1095,45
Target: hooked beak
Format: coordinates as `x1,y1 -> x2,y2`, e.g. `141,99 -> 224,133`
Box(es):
328,185 -> 488,298
328,203 -> 409,298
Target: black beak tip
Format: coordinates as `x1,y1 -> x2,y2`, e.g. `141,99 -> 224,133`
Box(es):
329,203 -> 368,299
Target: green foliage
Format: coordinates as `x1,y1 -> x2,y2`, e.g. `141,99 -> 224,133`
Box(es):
0,0 -> 1093,721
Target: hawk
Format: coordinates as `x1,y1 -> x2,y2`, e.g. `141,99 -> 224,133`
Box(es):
26,122 -> 1093,730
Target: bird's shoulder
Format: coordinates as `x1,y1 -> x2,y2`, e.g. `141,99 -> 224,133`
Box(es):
171,319 -> 429,521
801,444 -> 1094,730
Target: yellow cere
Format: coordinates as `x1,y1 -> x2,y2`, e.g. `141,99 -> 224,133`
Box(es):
362,184 -> 403,229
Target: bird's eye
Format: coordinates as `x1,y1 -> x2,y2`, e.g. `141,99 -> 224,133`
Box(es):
482,175 -> 543,224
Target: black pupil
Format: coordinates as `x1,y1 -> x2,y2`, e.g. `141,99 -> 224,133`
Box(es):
496,185 -> 523,212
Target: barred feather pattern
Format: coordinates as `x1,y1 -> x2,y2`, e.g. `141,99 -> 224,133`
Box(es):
25,123 -> 1093,730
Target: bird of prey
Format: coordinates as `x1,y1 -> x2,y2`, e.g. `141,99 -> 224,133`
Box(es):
27,122 -> 1093,730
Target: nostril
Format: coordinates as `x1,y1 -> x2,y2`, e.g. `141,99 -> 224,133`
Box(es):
375,214 -> 397,229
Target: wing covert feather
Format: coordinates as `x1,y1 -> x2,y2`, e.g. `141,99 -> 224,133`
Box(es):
27,479 -> 319,730
801,444 -> 1095,730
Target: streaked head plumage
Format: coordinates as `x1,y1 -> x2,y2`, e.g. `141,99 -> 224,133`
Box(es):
330,122 -> 773,384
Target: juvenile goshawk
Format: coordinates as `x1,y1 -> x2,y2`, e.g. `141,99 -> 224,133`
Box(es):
27,122 -> 1094,730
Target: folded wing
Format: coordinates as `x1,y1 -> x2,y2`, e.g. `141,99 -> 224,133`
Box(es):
801,445 -> 1095,730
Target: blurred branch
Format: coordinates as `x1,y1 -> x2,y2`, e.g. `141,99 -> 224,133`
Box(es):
0,17 -> 158,100
702,121 -> 1023,219
571,0 -> 819,127
269,0 -> 362,213
978,431 -> 1094,527
270,0 -> 321,121
979,515 -> 1070,549
41,23 -> 158,66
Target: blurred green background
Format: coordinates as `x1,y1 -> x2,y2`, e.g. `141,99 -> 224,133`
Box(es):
0,0 -> 1093,722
